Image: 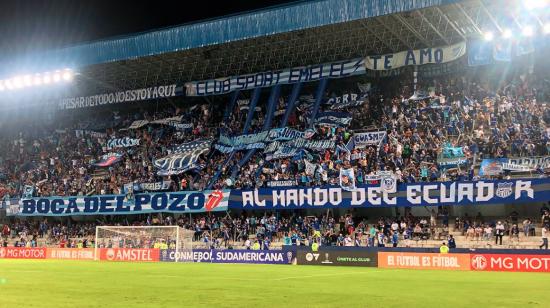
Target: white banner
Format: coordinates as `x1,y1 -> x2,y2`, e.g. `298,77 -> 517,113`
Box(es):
508,156 -> 550,169
106,137 -> 140,150
365,41 -> 466,71
352,131 -> 386,148
59,84 -> 179,110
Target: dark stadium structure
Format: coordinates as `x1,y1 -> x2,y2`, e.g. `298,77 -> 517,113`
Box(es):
0,0 -> 536,104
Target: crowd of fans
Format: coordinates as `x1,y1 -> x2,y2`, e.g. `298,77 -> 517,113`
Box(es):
0,67 -> 548,200
3,206 -> 550,249
1,64 -> 550,250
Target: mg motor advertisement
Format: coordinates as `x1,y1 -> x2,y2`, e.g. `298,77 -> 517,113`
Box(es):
297,250 -> 378,267
378,252 -> 471,270
0,247 -> 46,259
98,248 -> 160,262
470,254 -> 550,272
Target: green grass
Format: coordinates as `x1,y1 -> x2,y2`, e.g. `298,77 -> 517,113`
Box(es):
0,260 -> 549,307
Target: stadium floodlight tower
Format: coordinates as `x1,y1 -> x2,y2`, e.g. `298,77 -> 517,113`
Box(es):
94,226 -> 194,262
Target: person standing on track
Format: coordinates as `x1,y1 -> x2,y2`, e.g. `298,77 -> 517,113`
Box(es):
495,221 -> 505,245
540,225 -> 549,250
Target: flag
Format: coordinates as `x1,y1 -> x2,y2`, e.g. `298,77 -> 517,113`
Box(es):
154,140 -> 211,175
304,160 -> 317,176
339,168 -> 356,191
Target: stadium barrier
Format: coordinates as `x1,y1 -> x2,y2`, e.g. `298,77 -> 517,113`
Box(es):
48,248 -> 95,260
1,246 -> 550,272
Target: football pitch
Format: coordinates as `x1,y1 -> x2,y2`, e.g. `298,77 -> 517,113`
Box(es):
1,260 -> 549,308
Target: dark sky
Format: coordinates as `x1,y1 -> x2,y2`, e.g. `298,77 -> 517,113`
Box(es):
0,0 -> 299,58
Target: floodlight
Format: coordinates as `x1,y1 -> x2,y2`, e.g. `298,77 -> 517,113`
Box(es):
23,75 -> 32,87
484,31 -> 494,41
33,75 -> 42,86
525,0 -> 547,10
522,25 -> 534,37
13,76 -> 23,88
62,69 -> 73,81
502,29 -> 513,39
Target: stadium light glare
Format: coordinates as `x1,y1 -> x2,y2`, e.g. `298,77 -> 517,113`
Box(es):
0,82 -> 4,91
483,31 -> 494,41
5,80 -> 13,90
53,71 -> 61,83
525,0 -> 547,10
62,69 -> 73,81
522,26 -> 534,37
23,75 -> 32,87
43,74 -> 51,84
544,23 -> 550,34
33,75 -> 42,86
13,76 -> 23,88
502,29 -> 513,39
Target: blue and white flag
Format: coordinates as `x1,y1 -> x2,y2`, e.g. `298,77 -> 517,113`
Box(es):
314,112 -> 353,127
107,137 -> 140,150
468,40 -> 494,66
339,168 -> 356,191
351,131 -> 386,149
328,93 -> 366,110
493,41 -> 512,62
155,140 -> 211,175
22,185 -> 34,199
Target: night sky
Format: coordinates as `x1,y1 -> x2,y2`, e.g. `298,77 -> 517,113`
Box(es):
0,0 -> 299,58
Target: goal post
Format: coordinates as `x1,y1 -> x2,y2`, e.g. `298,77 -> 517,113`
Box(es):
94,226 -> 194,262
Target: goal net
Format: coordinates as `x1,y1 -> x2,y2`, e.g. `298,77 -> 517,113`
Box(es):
94,226 -> 194,262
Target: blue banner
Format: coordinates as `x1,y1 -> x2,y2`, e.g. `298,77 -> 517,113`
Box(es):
216,128 -> 316,153
228,179 -> 549,209
9,190 -> 230,216
185,58 -> 365,96
468,40 -> 494,66
159,249 -> 293,264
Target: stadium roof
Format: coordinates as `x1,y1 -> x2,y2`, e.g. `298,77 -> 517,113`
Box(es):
0,0 -> 542,100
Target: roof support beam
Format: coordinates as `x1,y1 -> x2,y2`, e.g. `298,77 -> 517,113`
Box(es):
434,7 -> 466,40
417,10 -> 451,45
358,20 -> 393,53
392,14 -> 430,47
454,3 -> 482,35
478,0 -> 502,33
374,17 -> 413,50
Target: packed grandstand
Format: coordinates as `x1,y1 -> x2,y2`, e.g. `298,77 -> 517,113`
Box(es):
1,0 -> 550,255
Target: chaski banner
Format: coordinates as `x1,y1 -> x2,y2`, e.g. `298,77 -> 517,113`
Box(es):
365,41 -> 466,70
